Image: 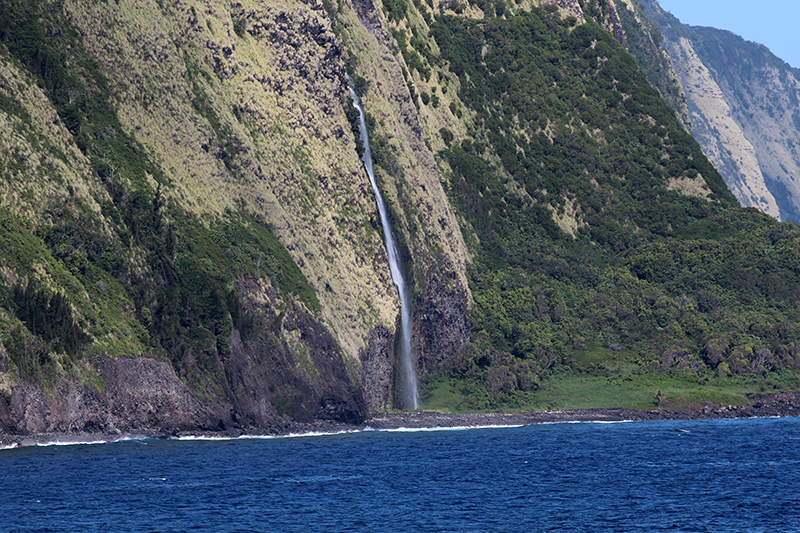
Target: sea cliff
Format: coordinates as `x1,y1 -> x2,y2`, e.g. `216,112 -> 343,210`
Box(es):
3,0 -> 800,439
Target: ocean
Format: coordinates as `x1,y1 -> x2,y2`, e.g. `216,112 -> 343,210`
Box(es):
3,417 -> 800,532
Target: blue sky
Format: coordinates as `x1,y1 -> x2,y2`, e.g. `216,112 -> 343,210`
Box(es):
657,0 -> 800,69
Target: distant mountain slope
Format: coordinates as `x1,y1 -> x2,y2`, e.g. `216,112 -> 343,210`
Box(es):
639,0 -> 800,223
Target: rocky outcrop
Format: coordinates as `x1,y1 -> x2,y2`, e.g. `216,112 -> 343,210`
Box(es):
543,0 -> 585,23
99,357 -> 215,432
593,0 -> 627,49
4,356 -> 213,436
543,0 -> 625,47
359,324 -> 394,409
414,278 -> 470,375
221,278 -> 368,425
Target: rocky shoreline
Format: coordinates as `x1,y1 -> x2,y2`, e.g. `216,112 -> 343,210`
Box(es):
4,391 -> 800,448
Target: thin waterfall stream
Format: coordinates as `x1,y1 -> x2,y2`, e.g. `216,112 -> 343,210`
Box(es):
348,82 -> 420,410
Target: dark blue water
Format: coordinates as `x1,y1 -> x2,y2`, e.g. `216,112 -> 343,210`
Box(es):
3,417 -> 800,532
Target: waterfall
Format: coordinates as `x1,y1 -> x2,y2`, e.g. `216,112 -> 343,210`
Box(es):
347,82 -> 420,410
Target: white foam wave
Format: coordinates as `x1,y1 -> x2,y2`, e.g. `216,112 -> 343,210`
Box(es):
240,430 -> 363,439
366,424 -> 526,433
175,429 -> 363,442
118,435 -> 149,442
35,439 -> 111,447
581,420 -> 635,424
2,420 -> 642,449
12,435 -> 148,448
174,424 -> 527,441
174,435 -> 234,442
537,419 -> 635,425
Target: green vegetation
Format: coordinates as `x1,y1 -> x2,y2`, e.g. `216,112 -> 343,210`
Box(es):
11,280 -> 90,357
0,0 -> 319,395
419,5 -> 800,411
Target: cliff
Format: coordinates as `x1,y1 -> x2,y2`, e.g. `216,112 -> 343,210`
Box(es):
0,0 -> 470,434
3,0 -> 800,436
639,0 -> 800,223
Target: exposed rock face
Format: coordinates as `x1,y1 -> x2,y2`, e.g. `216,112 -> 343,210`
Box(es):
5,357 -> 212,436
592,0 -> 627,49
359,325 -> 394,409
414,278 -> 470,375
667,36 -> 780,219
640,0 -> 800,223
543,0 -> 585,23
99,357 -> 214,432
221,278 -> 368,426
542,0 -> 625,45
352,0 -> 383,31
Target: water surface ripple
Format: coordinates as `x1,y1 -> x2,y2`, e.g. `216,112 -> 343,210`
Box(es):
3,417 -> 800,532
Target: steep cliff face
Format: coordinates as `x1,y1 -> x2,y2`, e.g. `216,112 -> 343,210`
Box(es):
328,0 -> 473,403
4,0 -> 800,432
0,0 -> 471,434
639,0 -> 800,223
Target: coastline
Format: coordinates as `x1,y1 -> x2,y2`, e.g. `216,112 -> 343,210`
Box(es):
4,391 -> 800,448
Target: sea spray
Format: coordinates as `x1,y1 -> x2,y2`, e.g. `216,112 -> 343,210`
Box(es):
347,82 -> 420,409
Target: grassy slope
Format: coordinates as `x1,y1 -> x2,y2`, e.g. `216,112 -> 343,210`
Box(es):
60,0 -> 401,359
329,0 -> 472,299
0,0 -> 479,418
